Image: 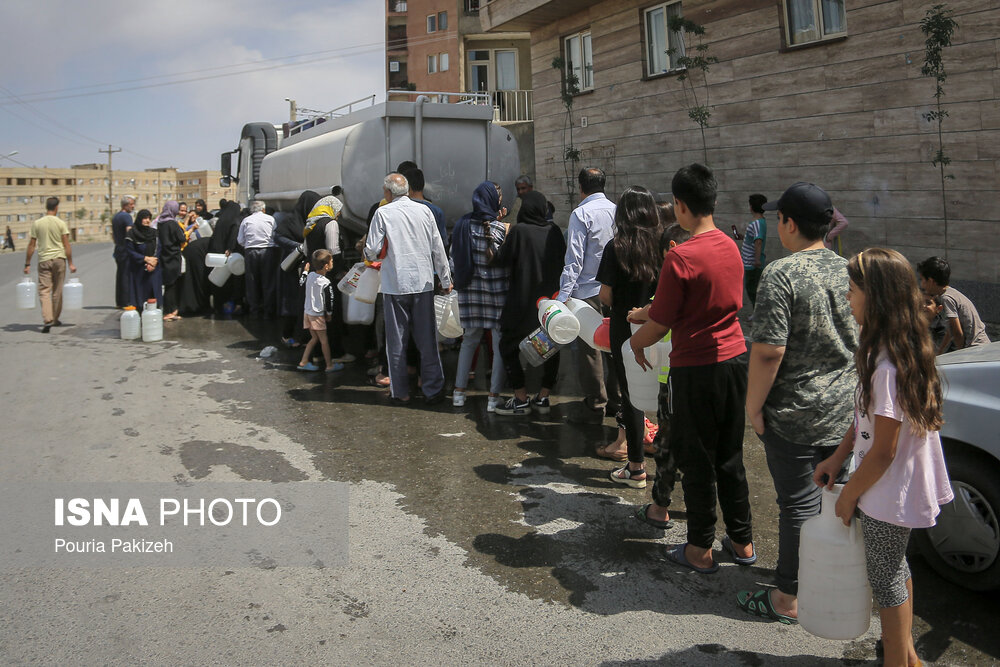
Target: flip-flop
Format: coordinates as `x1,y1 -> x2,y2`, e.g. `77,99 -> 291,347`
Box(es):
664,543 -> 719,574
736,589 -> 797,625
634,503 -> 674,530
721,535 -> 757,565
595,443 -> 628,462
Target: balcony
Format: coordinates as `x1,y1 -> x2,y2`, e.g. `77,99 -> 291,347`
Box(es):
480,0 -> 604,31
386,89 -> 532,124
388,0 -> 407,14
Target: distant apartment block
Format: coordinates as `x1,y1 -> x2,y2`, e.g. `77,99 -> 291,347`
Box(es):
0,166 -> 236,242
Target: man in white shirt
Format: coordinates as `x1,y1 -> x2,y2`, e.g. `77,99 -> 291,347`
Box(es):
557,167 -> 618,418
364,173 -> 452,404
236,200 -> 278,319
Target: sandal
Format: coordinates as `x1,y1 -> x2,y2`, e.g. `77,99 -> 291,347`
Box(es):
595,442 -> 628,462
610,465 -> 647,489
736,589 -> 797,625
634,503 -> 674,530
721,535 -> 757,565
664,543 -> 719,574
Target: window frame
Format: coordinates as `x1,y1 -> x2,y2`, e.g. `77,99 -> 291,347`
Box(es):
781,0 -> 847,49
440,52 -> 449,72
642,1 -> 686,79
426,14 -> 437,33
438,11 -> 447,31
428,54 -> 438,74
562,30 -> 594,94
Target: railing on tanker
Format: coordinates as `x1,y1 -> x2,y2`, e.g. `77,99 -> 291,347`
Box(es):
385,89 -> 533,123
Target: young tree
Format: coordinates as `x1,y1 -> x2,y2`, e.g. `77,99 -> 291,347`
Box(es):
921,4 -> 958,257
551,56 -> 582,208
667,16 -> 718,165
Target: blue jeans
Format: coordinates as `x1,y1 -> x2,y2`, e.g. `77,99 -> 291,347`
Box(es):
762,428 -> 849,596
454,327 -> 505,395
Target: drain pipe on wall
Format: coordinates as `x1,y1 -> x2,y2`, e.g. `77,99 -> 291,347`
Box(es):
414,95 -> 429,168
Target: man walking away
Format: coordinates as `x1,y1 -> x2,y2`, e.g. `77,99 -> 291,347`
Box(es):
24,197 -> 76,333
557,167 -> 618,419
112,196 -> 136,308
237,200 -> 279,319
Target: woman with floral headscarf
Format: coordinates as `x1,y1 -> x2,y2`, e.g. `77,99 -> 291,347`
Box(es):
303,195 -> 352,364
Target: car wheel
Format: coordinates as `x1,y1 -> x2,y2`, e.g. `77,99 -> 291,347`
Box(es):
913,446 -> 1000,591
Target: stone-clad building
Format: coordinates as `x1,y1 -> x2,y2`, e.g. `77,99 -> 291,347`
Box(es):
481,0 -> 1000,317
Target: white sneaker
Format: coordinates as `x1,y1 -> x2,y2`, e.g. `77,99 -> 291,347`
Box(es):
452,390 -> 466,407
487,395 -> 500,412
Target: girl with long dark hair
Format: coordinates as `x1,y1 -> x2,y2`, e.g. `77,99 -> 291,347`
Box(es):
814,248 -> 952,667
596,186 -> 663,487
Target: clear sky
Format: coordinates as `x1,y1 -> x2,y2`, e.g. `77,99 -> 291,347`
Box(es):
0,0 -> 385,172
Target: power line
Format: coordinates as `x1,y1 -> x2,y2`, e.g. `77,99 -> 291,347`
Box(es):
0,33 -> 452,107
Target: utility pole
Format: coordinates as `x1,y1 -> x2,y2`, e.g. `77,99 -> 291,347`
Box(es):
98,145 -> 121,229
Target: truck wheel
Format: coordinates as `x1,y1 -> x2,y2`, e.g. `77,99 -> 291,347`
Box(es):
913,447 -> 1000,591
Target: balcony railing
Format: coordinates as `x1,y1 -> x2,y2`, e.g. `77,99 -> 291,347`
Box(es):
389,0 -> 407,13
385,89 -> 532,123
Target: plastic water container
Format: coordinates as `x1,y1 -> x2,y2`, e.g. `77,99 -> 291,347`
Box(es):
208,265 -> 232,287
343,293 -> 375,325
337,262 -> 366,295
434,292 -> 464,338
593,317 -> 611,352
141,300 -> 163,342
798,485 -> 872,640
519,327 -> 562,367
205,252 -> 228,267
226,252 -> 245,276
16,277 -> 37,310
566,298 -> 604,350
536,298 -> 580,345
621,336 -> 669,412
280,245 -> 306,273
354,265 -> 381,304
120,306 -> 140,340
63,278 -> 83,310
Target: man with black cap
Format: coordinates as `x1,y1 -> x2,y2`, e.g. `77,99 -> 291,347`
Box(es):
737,182 -> 859,624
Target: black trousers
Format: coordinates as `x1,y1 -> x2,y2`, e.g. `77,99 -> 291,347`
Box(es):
244,247 -> 279,319
500,326 -> 560,391
610,323 -> 646,464
650,380 -> 679,508
114,251 -> 130,308
669,357 -> 752,549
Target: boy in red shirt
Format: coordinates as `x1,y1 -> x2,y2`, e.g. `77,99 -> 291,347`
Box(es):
630,164 -> 755,573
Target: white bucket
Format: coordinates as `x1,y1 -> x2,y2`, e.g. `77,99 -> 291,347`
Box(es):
63,278 -> 83,310
16,277 -> 37,310
205,252 -> 228,267
343,293 -> 375,325
208,265 -> 232,287
226,252 -> 245,276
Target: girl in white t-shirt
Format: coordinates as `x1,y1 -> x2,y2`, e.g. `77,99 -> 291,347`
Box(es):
814,247 -> 952,667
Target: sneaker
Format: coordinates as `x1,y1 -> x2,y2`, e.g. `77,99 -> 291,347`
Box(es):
452,390 -> 467,407
487,395 -> 500,413
332,353 -> 356,363
297,362 -> 320,372
530,394 -> 551,414
610,465 -> 648,489
494,396 -> 530,416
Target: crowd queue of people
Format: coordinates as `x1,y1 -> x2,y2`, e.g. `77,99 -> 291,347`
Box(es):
23,159 -> 992,666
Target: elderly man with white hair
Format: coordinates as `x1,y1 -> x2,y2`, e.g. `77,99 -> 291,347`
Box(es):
237,199 -> 279,319
112,195 -> 136,308
364,172 -> 452,404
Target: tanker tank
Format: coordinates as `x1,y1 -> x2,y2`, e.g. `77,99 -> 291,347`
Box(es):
254,97 -> 520,235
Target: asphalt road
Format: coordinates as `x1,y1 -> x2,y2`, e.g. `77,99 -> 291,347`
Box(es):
0,244 -> 996,665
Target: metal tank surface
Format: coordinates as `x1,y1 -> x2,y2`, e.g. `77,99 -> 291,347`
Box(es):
255,98 -> 520,235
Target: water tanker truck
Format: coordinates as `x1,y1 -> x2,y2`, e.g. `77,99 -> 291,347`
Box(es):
220,95 -> 521,238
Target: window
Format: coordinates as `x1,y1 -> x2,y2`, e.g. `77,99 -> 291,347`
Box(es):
645,2 -> 685,76
783,0 -> 846,46
428,54 -> 438,73
440,53 -> 449,72
464,0 -> 480,13
427,14 -> 437,32
438,11 -> 447,30
389,61 -> 400,72
564,31 -> 593,92
467,49 -> 519,92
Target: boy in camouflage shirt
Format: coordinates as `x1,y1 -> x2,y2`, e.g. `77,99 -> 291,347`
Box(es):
737,183 -> 859,624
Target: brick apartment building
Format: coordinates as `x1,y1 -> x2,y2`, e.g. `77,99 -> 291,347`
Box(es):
0,166 -> 236,244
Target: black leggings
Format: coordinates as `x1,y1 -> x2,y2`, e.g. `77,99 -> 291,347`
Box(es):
610,325 -> 646,464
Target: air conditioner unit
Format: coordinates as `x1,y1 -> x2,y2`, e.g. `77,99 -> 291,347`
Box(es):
389,61 -> 400,72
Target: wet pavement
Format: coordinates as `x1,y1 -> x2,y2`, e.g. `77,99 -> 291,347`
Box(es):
1,244 -> 997,665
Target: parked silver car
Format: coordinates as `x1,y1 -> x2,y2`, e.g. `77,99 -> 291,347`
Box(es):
913,342 -> 1000,591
